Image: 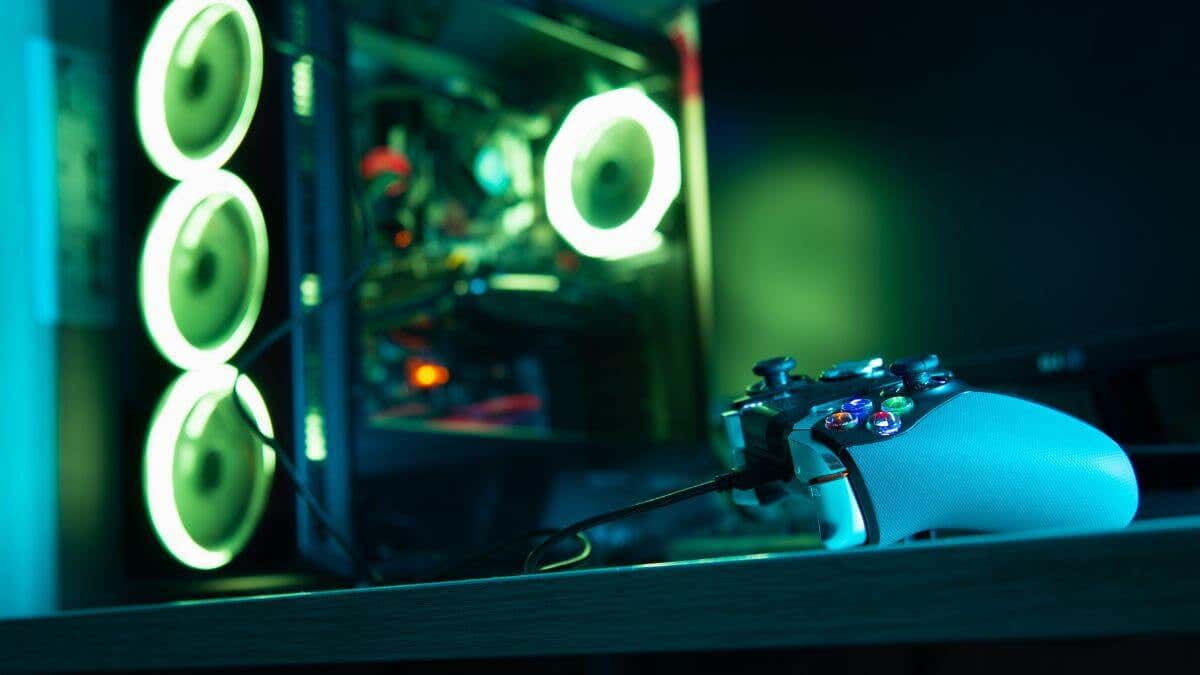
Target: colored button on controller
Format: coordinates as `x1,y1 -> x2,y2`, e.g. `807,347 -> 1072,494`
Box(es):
824,411 -> 859,431
866,411 -> 902,436
881,396 -> 914,415
840,397 -> 874,418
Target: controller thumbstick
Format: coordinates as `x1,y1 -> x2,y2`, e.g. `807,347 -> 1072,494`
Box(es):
753,356 -> 796,390
890,354 -> 940,392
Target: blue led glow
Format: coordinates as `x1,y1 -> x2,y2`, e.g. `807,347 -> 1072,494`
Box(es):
841,397 -> 874,417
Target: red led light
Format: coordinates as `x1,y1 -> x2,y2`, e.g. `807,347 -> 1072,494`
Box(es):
408,361 -> 450,389
867,411 -> 901,436
360,146 -> 411,196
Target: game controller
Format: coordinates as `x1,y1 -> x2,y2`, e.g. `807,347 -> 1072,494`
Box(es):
723,354 -> 1139,548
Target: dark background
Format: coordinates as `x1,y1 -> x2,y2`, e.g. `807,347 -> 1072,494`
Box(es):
701,1 -> 1200,397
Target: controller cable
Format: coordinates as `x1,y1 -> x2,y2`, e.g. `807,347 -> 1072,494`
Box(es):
230,252 -> 415,585
427,529 -> 591,582
523,469 -> 769,574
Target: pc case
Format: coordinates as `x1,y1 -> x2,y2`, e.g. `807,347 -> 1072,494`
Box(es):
283,0 -> 712,577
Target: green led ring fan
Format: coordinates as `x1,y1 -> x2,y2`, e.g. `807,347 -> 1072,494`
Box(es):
144,365 -> 275,570
139,169 -> 268,370
543,88 -> 681,260
136,0 -> 263,179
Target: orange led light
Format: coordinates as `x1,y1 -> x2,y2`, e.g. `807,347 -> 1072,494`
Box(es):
393,230 -> 413,248
410,362 -> 450,389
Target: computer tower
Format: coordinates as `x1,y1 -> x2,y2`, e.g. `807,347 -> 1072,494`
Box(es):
39,0 -> 711,606
284,0 -> 713,578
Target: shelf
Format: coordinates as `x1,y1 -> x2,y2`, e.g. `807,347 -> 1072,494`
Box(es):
4,516 -> 1200,672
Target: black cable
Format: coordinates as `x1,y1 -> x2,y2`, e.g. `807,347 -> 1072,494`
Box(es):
523,471 -> 745,574
232,170 -> 428,375
226,251 -> 384,583
230,30 -> 441,585
230,382 -> 381,585
233,258 -> 375,373
225,170 -> 441,584
228,272 -> 452,584
540,532 -> 592,572
427,529 -> 591,582
212,39 -> 453,586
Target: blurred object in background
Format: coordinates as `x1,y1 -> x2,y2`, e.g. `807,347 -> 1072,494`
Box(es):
0,0 -> 58,620
703,1 -> 1200,395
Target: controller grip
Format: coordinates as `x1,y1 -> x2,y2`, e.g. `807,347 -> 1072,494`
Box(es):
842,391 -> 1138,545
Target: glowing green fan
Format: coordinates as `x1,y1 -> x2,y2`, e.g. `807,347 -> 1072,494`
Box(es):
139,170 -> 268,370
144,366 -> 275,570
543,88 -> 681,259
136,0 -> 263,178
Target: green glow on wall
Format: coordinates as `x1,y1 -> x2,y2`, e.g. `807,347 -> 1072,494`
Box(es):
711,149 -> 920,397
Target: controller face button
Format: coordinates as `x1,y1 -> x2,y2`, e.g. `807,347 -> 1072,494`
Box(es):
824,411 -> 860,431
841,397 -> 874,418
881,395 -> 915,415
866,411 -> 902,436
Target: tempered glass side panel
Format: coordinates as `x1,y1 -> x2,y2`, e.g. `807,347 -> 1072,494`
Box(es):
342,0 -> 703,450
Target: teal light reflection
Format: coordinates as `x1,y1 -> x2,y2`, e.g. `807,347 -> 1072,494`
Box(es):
0,2 -> 58,619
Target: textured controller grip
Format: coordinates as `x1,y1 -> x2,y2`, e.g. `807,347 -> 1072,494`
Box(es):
842,391 -> 1138,545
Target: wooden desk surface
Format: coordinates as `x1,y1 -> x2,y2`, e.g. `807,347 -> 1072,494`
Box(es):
4,517 -> 1200,672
